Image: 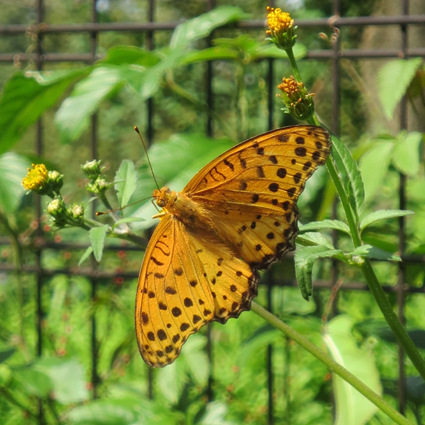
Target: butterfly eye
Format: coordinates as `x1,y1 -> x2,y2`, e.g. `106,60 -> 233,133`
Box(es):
157,199 -> 166,208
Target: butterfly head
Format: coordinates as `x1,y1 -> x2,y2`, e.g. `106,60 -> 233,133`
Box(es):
153,186 -> 177,209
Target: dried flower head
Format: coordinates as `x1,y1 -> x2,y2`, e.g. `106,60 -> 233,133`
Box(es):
277,76 -> 315,120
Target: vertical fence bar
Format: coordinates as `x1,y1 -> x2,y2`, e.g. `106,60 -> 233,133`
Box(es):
146,0 -> 155,400
397,0 -> 409,414
266,1 -> 275,413
205,0 -> 215,403
35,0 -> 44,423
90,0 -> 99,400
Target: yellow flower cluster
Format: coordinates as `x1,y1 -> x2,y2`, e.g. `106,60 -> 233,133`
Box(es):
22,163 -> 48,190
278,76 -> 302,97
266,7 -> 294,35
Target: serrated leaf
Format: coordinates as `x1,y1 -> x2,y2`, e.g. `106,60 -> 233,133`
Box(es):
350,245 -> 401,262
324,315 -> 382,425
0,152 -> 31,213
0,69 -> 89,155
296,231 -> 334,249
55,67 -> 123,143
112,217 -> 146,228
377,58 -> 422,120
170,6 -> 246,48
78,246 -> 93,266
89,226 -> 109,262
359,141 -> 394,205
331,134 -> 365,219
295,245 -> 342,301
392,131 -> 423,176
299,219 -> 350,235
114,160 -> 137,207
360,209 -> 414,232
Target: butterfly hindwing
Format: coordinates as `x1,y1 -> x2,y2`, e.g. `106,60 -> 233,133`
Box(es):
136,217 -> 259,367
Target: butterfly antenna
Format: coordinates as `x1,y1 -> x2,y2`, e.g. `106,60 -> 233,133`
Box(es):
96,196 -> 153,216
134,126 -> 160,190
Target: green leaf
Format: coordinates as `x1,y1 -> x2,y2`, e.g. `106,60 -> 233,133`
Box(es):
114,160 -> 137,207
14,368 -> 53,398
0,69 -> 89,155
180,46 -> 239,65
360,209 -> 415,232
299,219 -> 350,235
359,140 -> 394,204
89,226 -> 109,262
55,67 -> 124,143
349,245 -> 401,262
122,48 -> 184,99
131,134 -> 234,229
296,232 -> 334,249
255,43 -> 307,60
324,315 -> 382,425
0,152 -> 31,213
36,358 -> 89,404
78,246 -> 93,266
295,245 -> 342,301
101,46 -> 160,67
0,346 -> 15,364
331,134 -> 365,219
170,6 -> 246,48
112,217 -> 145,228
392,131 -> 423,176
377,58 -> 423,120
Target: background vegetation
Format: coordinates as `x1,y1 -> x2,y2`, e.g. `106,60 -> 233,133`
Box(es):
0,1 -> 424,424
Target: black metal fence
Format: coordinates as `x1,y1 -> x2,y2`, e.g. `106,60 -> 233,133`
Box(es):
0,0 -> 424,423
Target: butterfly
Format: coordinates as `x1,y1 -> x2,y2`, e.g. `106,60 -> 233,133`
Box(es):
135,125 -> 331,367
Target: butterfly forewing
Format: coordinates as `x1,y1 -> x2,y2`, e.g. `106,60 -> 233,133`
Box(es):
186,125 -> 330,218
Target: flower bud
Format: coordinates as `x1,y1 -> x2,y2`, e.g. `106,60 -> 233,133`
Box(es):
47,170 -> 64,193
81,160 -> 102,181
86,177 -> 109,196
70,204 -> 84,218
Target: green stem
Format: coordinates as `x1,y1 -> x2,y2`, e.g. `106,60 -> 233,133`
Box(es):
284,48 -> 302,82
0,388 -> 38,420
309,109 -> 425,381
361,259 -> 425,380
0,212 -> 28,357
251,302 -> 413,425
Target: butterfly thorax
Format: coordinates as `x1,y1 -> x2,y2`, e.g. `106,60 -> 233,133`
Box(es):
153,186 -> 216,234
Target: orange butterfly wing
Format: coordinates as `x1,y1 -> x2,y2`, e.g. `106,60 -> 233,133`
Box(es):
136,125 -> 331,367
135,215 -> 258,367
186,125 -> 331,268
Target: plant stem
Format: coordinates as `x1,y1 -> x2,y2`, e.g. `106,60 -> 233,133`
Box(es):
309,109 -> 425,381
361,259 -> 425,380
251,302 -> 414,425
284,48 -> 302,82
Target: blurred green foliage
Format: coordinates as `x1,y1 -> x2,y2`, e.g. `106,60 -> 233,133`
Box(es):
0,1 -> 425,424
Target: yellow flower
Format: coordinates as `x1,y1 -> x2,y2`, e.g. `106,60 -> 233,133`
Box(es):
22,163 -> 48,191
266,7 -> 294,35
